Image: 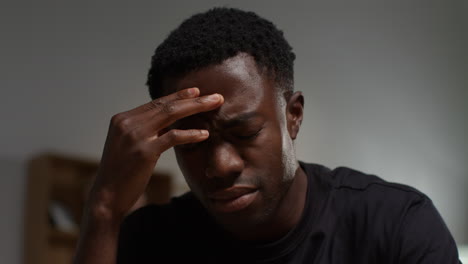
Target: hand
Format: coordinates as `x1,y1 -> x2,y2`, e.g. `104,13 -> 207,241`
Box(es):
87,87 -> 223,221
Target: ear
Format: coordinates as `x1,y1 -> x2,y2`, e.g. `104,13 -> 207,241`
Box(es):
286,91 -> 304,140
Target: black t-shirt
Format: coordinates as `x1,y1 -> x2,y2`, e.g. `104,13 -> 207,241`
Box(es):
117,162 -> 461,263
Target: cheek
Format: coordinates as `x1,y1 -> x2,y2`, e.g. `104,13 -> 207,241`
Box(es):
281,130 -> 296,181
256,125 -> 296,184
244,126 -> 286,178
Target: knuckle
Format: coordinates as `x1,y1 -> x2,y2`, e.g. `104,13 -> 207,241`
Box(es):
151,100 -> 177,116
175,90 -> 186,100
162,102 -> 176,115
150,99 -> 164,110
110,113 -> 124,125
117,118 -> 132,133
194,97 -> 204,105
126,128 -> 140,141
189,129 -> 198,137
111,114 -> 132,133
167,130 -> 181,142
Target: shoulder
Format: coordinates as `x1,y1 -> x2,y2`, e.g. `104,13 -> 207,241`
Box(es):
302,162 -> 430,239
328,166 -> 429,228
302,163 -> 460,262
301,161 -> 428,206
301,162 -> 459,262
328,167 -> 430,229
309,164 -> 429,209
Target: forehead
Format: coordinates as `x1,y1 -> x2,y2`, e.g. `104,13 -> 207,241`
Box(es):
168,54 -> 278,120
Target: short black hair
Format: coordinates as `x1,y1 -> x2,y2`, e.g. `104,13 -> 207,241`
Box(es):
146,7 -> 296,100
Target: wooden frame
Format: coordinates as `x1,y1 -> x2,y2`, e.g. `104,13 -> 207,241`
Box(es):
23,153 -> 172,264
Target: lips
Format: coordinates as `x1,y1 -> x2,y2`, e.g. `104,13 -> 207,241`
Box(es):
207,186 -> 258,213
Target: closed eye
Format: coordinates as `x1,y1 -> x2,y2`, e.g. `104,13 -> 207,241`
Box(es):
235,127 -> 263,140
178,126 -> 264,150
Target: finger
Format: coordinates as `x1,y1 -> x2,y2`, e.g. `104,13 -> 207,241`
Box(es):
151,129 -> 209,154
143,93 -> 224,132
109,88 -> 201,133
125,87 -> 200,116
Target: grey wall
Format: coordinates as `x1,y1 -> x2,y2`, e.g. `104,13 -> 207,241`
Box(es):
0,158 -> 26,264
1,0 -> 466,262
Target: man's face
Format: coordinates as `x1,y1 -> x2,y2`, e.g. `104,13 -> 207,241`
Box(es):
168,54 -> 300,231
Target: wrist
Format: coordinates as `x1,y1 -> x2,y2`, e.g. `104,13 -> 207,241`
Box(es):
83,199 -> 124,233
86,187 -> 125,223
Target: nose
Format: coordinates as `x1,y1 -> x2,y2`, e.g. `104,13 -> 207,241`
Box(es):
205,142 -> 244,179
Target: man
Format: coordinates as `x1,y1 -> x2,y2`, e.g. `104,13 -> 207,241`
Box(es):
74,7 -> 460,264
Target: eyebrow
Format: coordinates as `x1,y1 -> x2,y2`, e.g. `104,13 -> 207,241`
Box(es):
176,111 -> 261,130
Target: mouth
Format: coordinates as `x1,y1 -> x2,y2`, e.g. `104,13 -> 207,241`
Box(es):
207,187 -> 259,213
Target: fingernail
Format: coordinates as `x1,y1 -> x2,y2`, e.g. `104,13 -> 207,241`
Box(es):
203,94 -> 221,103
200,130 -> 209,137
187,88 -> 198,96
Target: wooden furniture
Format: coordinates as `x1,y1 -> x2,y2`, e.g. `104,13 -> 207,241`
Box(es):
24,153 -> 172,264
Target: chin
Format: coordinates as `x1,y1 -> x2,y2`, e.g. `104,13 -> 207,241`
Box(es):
208,191 -> 276,230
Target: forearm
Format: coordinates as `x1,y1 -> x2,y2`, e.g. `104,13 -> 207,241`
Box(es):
73,207 -> 122,264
